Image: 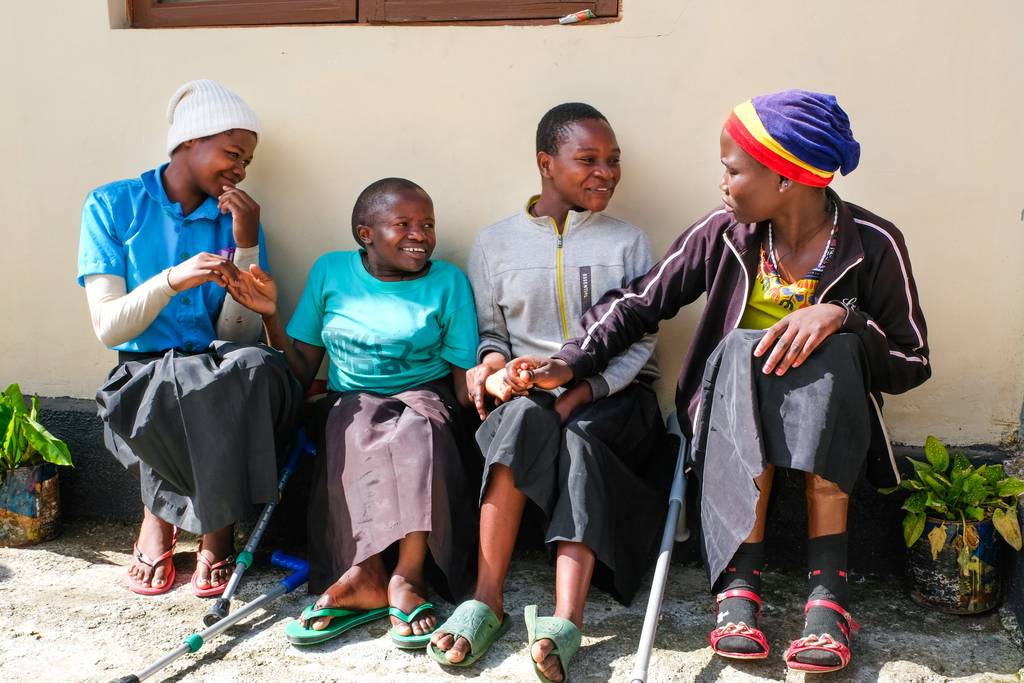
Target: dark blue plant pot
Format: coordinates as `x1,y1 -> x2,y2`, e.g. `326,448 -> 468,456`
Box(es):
907,516 -> 1001,614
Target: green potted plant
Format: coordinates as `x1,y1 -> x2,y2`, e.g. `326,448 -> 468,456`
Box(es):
0,383 -> 73,546
884,435 -> 1024,614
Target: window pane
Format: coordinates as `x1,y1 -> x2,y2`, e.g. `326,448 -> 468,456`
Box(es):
129,0 -> 358,28
363,1 -> 605,23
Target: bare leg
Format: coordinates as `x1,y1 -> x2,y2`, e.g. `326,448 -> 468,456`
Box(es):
532,541 -> 595,682
128,507 -> 175,589
194,524 -> 234,590
303,554 -> 389,631
745,465 -> 776,543
389,531 -> 437,636
805,473 -> 848,538
430,464 -> 525,663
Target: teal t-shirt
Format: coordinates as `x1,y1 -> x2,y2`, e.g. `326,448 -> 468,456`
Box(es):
287,251 -> 479,395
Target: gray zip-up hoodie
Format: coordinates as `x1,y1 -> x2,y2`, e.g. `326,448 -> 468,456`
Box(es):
468,199 -> 658,399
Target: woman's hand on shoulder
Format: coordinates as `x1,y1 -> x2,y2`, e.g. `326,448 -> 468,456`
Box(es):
219,186 -> 260,248
167,252 -> 240,292
755,303 -> 846,376
227,264 -> 278,317
504,356 -> 574,392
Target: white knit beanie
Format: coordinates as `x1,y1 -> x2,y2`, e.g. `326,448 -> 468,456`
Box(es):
166,79 -> 261,156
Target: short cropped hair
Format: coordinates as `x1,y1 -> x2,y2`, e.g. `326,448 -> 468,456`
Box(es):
351,177 -> 428,246
536,103 -> 609,155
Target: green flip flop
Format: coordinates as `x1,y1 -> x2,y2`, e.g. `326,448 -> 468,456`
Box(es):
428,599 -> 511,667
524,604 -> 582,683
285,602 -> 390,646
389,602 -> 437,649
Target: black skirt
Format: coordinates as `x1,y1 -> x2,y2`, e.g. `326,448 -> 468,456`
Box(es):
475,382 -> 672,605
95,341 -> 301,534
693,329 -> 872,589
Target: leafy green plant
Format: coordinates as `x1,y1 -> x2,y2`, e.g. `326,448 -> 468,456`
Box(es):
0,384 -> 72,475
883,435 -> 1023,567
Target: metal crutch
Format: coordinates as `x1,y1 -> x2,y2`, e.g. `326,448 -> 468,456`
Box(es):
630,413 -> 689,683
203,429 -> 315,626
110,551 -> 309,683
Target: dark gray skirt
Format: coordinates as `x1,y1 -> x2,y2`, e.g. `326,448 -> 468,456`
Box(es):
95,341 -> 301,534
475,383 -> 672,605
306,377 -> 479,601
693,329 -> 872,588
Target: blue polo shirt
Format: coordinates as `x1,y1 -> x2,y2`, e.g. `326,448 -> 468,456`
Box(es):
287,251 -> 479,395
77,164 -> 268,353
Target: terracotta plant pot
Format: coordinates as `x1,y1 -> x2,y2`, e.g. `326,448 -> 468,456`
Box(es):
907,516 -> 1001,614
0,463 -> 60,547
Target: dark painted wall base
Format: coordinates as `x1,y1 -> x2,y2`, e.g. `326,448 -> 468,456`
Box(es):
39,397 -> 144,522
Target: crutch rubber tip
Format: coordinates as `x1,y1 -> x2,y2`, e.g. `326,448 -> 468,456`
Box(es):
202,600 -> 229,627
109,676 -> 140,683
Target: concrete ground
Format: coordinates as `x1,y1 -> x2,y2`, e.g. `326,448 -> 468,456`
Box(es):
0,520 -> 1021,683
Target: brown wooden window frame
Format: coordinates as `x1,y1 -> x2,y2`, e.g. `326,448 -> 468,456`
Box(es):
127,1 -> 619,28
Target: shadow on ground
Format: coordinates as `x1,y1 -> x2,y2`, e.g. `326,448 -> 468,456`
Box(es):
0,521 -> 1020,683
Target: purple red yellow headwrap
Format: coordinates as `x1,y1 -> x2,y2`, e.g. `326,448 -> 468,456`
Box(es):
724,90 -> 860,187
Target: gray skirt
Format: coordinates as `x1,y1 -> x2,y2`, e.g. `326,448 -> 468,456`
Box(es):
693,329 -> 872,588
475,383 -> 672,605
306,377 -> 478,600
95,341 -> 301,534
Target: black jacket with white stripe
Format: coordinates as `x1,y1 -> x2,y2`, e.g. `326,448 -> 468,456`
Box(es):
555,191 -> 930,486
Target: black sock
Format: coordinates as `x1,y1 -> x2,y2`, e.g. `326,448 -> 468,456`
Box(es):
712,542 -> 766,655
795,532 -> 852,667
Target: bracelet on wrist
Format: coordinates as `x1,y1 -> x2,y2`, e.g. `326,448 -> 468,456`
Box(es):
165,267 -> 179,294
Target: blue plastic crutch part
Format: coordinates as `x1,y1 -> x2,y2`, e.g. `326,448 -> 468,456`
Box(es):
203,429 -> 316,626
110,552 -> 310,683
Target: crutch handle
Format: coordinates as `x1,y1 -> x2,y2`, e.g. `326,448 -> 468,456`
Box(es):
271,551 -> 309,591
281,429 -> 317,473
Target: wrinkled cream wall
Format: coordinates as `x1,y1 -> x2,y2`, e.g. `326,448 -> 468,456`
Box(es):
2,1 -> 1021,446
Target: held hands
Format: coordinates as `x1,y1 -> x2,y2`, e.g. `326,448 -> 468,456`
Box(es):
227,264 -> 279,317
485,369 -> 519,404
167,252 -> 240,292
467,354 -> 585,424
465,352 -> 508,420
502,356 -> 574,392
754,303 -> 846,375
219,186 -> 260,248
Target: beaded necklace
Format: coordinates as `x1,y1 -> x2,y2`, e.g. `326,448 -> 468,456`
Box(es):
766,199 -> 838,284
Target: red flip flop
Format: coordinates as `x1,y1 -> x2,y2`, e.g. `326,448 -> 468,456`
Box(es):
127,528 -> 178,596
191,551 -> 236,598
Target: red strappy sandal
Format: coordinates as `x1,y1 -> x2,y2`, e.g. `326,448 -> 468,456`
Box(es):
708,588 -> 770,660
784,598 -> 861,673
191,550 -> 237,598
127,527 -> 178,596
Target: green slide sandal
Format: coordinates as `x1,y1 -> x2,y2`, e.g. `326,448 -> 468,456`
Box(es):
285,602 -> 389,646
524,604 -> 582,683
428,599 -> 510,667
389,602 -> 437,649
